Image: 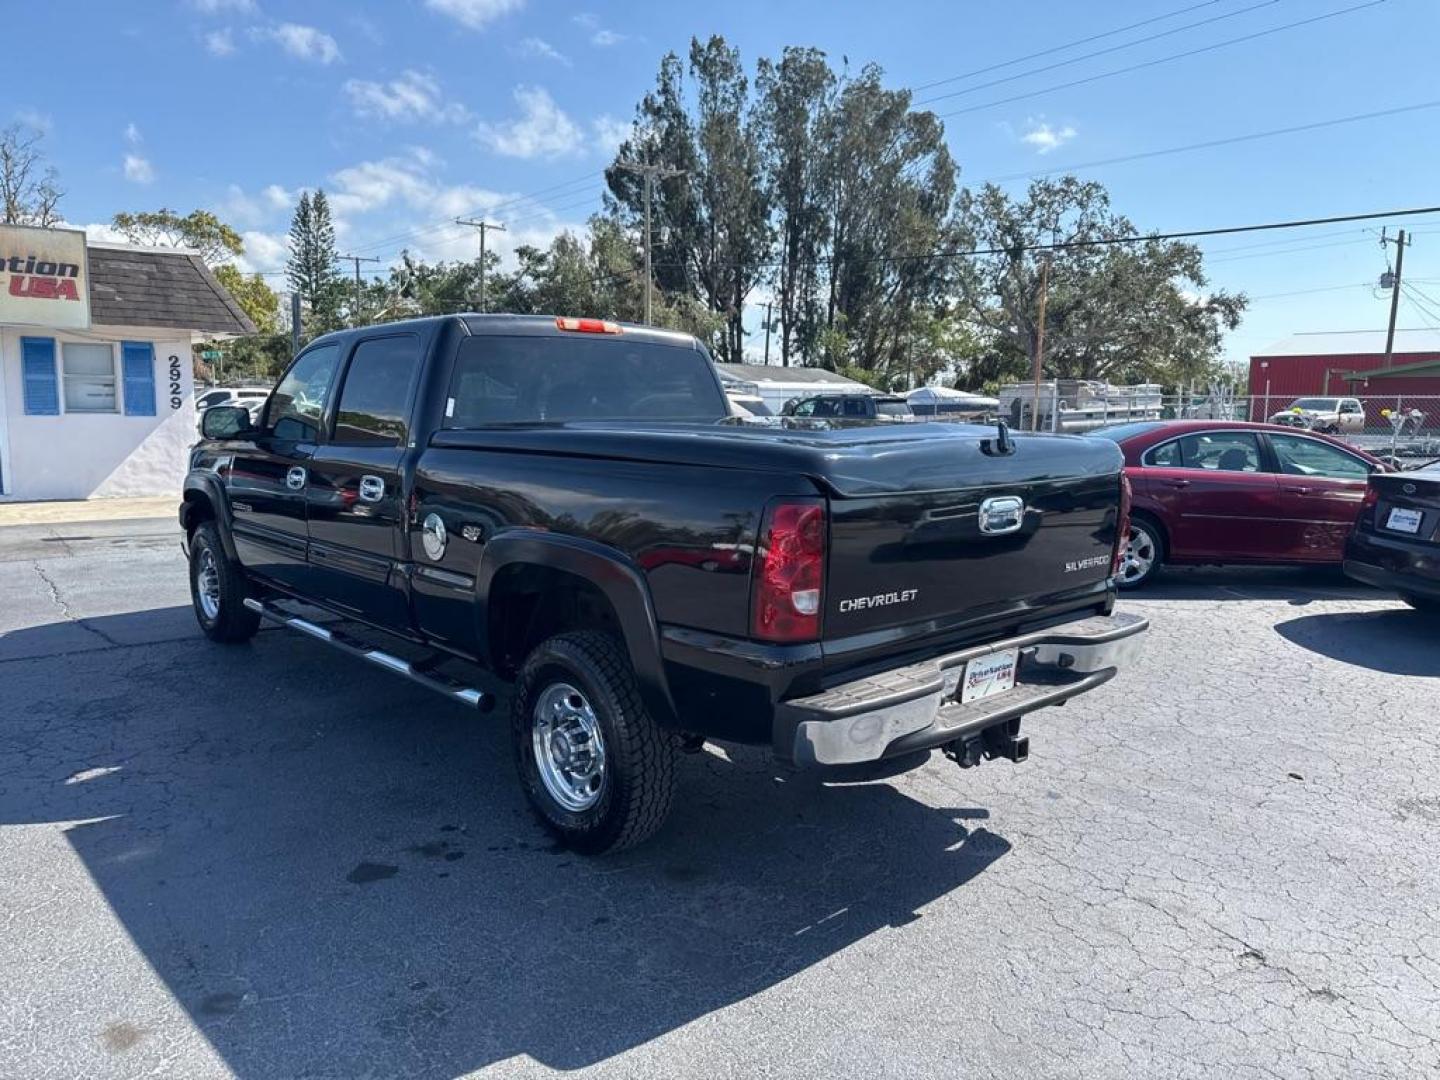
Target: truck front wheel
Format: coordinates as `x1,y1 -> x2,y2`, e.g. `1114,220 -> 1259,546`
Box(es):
188,522 -> 261,644
511,631 -> 677,854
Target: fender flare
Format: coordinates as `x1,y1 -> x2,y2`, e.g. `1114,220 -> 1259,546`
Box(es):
180,473 -> 239,563
476,531 -> 678,727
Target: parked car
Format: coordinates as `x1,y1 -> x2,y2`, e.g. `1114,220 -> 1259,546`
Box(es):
782,393 -> 913,422
196,386 -> 270,425
1343,460 -> 1440,612
1094,420 -> 1388,588
182,314 -> 1146,853
1268,396 -> 1365,434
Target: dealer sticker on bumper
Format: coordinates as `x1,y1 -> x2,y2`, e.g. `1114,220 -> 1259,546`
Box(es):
961,648 -> 1019,704
1386,507 -> 1423,534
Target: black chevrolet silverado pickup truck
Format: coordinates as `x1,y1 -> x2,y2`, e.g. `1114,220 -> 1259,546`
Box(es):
182,314 -> 1147,852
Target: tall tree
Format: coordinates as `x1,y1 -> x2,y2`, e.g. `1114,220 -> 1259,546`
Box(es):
755,47 -> 834,366
0,122 -> 63,227
950,178 -> 1247,386
604,36 -> 770,362
286,190 -> 342,333
213,264 -> 280,333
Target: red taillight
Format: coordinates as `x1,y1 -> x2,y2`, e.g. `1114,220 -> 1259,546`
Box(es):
1111,473 -> 1133,578
556,316 -> 622,334
1361,483 -> 1380,520
751,499 -> 826,643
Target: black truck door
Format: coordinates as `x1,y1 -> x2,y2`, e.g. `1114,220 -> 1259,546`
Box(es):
226,343 -> 342,591
305,333 -> 424,631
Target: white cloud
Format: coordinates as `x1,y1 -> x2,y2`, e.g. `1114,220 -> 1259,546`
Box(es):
80,222 -> 133,246
344,71 -> 469,124
237,230 -> 289,274
203,28 -> 235,56
124,154 -> 155,184
514,36 -> 570,65
124,122 -> 142,146
572,12 -> 623,46
1019,120 -> 1076,155
592,115 -> 633,156
424,0 -> 525,30
15,107 -> 52,132
189,0 -> 256,13
572,13 -> 599,28
590,29 -> 624,46
475,86 -> 582,160
263,184 -> 293,210
255,23 -> 342,64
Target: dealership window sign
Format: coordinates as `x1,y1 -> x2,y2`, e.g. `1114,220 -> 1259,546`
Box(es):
0,223 -> 91,330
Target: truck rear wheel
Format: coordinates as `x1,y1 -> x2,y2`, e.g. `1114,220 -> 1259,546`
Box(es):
189,522 -> 261,643
511,631 -> 676,854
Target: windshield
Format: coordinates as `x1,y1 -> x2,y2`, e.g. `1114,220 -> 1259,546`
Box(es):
1290,398 -> 1338,411
446,335 -> 728,426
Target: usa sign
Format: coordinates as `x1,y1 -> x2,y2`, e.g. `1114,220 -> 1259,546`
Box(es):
0,223 -> 91,330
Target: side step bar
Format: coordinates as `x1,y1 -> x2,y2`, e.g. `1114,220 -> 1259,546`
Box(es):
244,597 -> 495,712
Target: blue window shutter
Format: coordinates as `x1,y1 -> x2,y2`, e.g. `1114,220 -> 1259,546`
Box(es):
21,337 -> 59,416
122,342 -> 156,416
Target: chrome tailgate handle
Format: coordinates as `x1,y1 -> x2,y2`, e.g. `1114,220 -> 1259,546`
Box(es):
358,475 -> 385,503
285,466 -> 307,491
978,495 -> 1025,535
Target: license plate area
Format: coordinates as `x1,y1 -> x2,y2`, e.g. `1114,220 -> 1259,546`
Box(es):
1386,507 -> 1423,534
960,648 -> 1019,704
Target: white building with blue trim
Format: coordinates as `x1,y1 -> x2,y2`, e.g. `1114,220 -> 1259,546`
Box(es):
0,225 -> 255,501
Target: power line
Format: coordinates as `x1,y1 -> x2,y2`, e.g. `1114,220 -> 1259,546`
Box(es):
937,0 -> 1387,120
913,0 -> 1227,92
986,98 -> 1440,183
637,203 -> 1440,275
917,0 -> 1282,106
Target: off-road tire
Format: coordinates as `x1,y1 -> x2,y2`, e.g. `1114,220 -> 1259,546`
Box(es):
189,522 -> 261,643
512,631 -> 677,854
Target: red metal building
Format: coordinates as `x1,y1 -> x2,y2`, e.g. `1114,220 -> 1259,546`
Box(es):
1248,329 -> 1440,417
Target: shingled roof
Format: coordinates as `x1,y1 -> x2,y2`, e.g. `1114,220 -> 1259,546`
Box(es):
87,245 -> 257,336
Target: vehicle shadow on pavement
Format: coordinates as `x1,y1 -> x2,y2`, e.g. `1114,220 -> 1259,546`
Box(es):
2,606 -> 1010,1077
1136,565 -> 1375,603
1273,608 -> 1440,676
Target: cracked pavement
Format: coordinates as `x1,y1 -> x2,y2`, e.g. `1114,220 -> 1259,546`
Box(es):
1,520 -> 1437,1078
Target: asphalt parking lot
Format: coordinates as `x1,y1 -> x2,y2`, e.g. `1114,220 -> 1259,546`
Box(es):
2,518 -> 1438,1079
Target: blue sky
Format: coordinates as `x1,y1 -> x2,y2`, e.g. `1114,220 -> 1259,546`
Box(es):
8,0 -> 1440,366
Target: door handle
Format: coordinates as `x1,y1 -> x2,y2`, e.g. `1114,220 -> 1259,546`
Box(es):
1164,479 -> 1192,489
1283,485 -> 1311,495
358,475 -> 385,503
285,466 -> 307,491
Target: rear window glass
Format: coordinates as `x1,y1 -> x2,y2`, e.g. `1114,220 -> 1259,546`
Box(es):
875,400 -> 911,417
446,336 -> 727,426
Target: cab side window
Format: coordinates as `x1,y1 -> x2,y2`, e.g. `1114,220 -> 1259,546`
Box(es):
267,344 -> 341,441
332,335 -> 421,447
842,398 -> 868,418
1175,432 -> 1262,472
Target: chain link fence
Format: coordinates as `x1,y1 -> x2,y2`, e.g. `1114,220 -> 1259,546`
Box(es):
1162,392 -> 1440,462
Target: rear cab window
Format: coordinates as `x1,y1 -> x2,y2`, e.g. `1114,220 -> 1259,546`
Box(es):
445,335 -> 727,426
332,335 -> 423,447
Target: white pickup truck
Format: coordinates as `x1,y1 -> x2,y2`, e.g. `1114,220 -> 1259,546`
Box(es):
1269,396 -> 1366,434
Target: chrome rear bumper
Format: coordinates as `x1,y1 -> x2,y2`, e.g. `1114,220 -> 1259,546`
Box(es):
777,610 -> 1148,767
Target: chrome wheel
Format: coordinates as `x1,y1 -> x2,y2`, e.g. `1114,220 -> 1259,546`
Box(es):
196,548 -> 222,620
1118,524 -> 1157,586
532,682 -> 607,813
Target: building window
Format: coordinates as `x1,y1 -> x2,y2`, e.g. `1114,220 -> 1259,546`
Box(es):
62,342 -> 118,413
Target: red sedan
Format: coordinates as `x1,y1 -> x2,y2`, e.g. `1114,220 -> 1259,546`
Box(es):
1093,420 -> 1388,588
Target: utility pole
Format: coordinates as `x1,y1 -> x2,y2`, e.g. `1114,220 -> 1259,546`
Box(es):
336,253 -> 380,327
762,301 -> 773,365
1031,254 -> 1052,432
290,291 -> 301,356
456,219 -> 506,312
1380,227 -> 1410,368
616,160 -> 686,324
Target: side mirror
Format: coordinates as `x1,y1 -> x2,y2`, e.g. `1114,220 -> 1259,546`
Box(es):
201,404 -> 256,439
